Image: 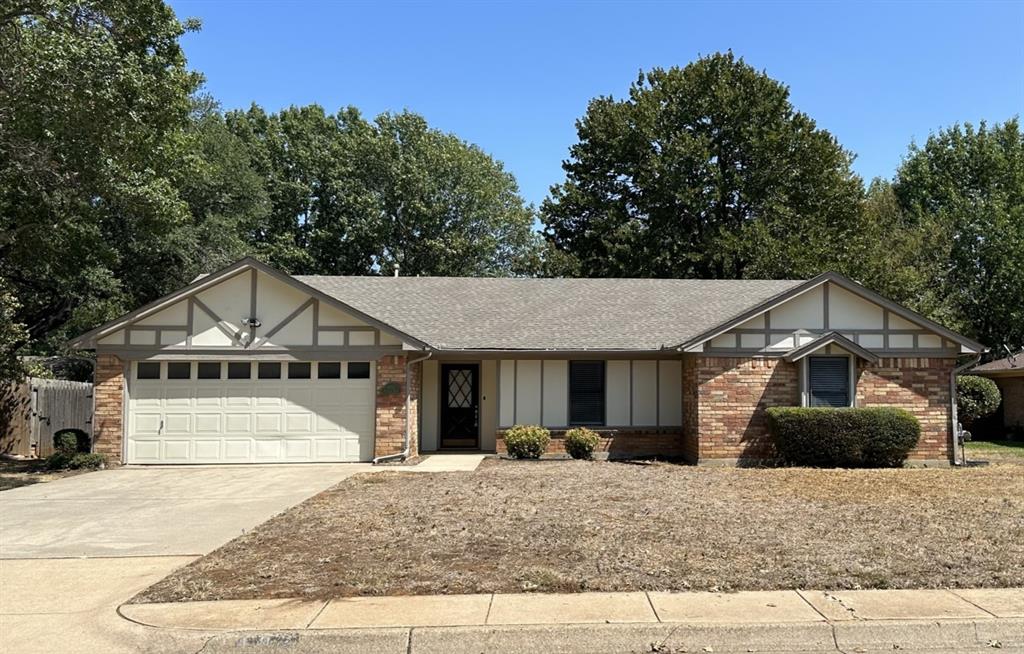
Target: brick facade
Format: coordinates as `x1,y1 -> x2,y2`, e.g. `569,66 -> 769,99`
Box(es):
682,355 -> 956,464
373,354 -> 421,458
686,356 -> 800,464
496,427 -> 685,458
856,357 -> 955,461
93,353 -> 125,462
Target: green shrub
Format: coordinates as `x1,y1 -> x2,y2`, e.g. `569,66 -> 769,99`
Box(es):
564,427 -> 600,460
53,428 -> 90,453
766,407 -> 920,468
45,451 -> 105,470
504,425 -> 550,459
957,375 -> 1001,427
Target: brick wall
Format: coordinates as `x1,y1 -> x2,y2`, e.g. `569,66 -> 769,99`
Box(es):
93,353 -> 124,463
373,355 -> 420,458
856,357 -> 955,460
496,427 -> 686,458
992,376 -> 1024,432
681,357 -> 699,463
691,356 -> 800,463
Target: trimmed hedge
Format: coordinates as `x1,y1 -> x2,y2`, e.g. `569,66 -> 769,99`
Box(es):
766,407 -> 920,468
54,428 -> 90,454
504,425 -> 550,459
957,375 -> 1001,427
46,451 -> 106,470
564,427 -> 600,460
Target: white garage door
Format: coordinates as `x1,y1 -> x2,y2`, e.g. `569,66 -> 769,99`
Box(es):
126,360 -> 375,464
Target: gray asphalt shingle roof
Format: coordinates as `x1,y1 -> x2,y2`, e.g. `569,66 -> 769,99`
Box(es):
296,276 -> 804,351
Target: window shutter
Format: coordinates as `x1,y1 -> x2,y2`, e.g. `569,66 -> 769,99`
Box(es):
569,361 -> 605,425
808,357 -> 850,407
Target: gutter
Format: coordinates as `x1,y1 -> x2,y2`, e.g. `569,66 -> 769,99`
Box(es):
373,350 -> 433,464
950,353 -> 982,466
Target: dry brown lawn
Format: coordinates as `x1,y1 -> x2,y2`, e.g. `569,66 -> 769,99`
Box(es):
0,458 -> 83,491
134,460 -> 1024,603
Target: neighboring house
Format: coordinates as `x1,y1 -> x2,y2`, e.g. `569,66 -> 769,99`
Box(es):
972,353 -> 1024,436
69,258 -> 985,467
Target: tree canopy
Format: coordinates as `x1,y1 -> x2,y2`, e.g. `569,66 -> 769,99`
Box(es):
541,53 -> 867,279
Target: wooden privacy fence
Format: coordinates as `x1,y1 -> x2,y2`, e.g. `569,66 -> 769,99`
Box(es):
1,378 -> 94,457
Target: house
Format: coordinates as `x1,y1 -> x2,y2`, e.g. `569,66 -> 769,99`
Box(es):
971,353 -> 1024,437
69,258 -> 985,467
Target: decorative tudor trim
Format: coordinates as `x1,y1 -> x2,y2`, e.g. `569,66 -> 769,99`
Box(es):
674,272 -> 985,355
784,331 -> 880,364
68,257 -> 431,351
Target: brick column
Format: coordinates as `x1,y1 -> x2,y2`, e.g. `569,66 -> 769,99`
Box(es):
373,355 -> 421,459
93,353 -> 125,463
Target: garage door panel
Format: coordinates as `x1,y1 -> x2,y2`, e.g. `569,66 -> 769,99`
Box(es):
284,439 -> 312,460
127,361 -> 374,463
194,414 -> 222,433
164,414 -> 192,434
161,440 -> 191,461
254,439 -> 281,460
255,413 -> 282,433
223,439 -> 252,461
133,413 -> 162,434
193,439 -> 222,460
285,413 -> 313,432
224,413 -> 252,433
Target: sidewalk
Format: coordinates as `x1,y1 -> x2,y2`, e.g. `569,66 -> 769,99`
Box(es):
120,588 -> 1024,653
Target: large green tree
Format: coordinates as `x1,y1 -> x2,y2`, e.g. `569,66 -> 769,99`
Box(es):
541,52 -> 867,279
226,105 -> 539,276
0,0 -> 202,348
892,119 -> 1024,350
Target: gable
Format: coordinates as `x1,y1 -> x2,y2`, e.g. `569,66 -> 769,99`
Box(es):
692,278 -> 982,356
75,261 -> 411,352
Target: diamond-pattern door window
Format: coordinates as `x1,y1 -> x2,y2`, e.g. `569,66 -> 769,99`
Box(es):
447,370 -> 472,408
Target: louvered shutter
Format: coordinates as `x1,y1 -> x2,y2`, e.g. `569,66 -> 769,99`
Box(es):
569,361 -> 605,425
808,357 -> 850,407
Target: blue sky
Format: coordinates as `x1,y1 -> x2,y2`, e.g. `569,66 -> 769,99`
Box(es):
168,0 -> 1023,207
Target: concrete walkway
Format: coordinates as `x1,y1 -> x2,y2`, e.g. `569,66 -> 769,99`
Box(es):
117,588 -> 1024,653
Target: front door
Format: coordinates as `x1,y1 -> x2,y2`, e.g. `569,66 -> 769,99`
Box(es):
440,364 -> 479,449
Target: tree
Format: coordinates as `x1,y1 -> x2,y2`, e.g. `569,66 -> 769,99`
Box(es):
0,278 -> 29,384
892,119 -> 1024,350
957,375 -> 1001,428
0,0 -> 202,350
226,105 -> 540,276
541,52 -> 866,280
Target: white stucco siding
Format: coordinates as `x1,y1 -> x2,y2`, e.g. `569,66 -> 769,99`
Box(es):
420,360 -> 439,451
658,361 -> 682,426
136,301 -> 188,326
98,330 -> 124,345
605,361 -> 631,425
631,361 -> 658,426
541,360 -> 568,427
709,281 -> 959,355
196,271 -> 250,335
828,285 -> 884,329
129,330 -> 156,345
515,360 -> 542,425
771,285 -> 825,330
498,360 -> 515,426
318,302 -> 369,327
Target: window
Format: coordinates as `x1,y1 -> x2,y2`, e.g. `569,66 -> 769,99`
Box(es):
227,362 -> 251,380
347,362 -> 370,379
258,362 -> 281,379
288,362 -> 311,379
318,362 -> 341,379
807,357 -> 851,407
569,361 -> 605,425
197,362 -> 221,380
167,362 -> 191,379
137,362 -> 160,379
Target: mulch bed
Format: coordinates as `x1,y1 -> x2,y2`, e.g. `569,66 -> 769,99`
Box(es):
133,459 -> 1024,603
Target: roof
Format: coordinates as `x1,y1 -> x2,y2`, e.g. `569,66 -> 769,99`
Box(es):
973,353 -> 1024,375
783,332 -> 880,364
296,276 -> 804,351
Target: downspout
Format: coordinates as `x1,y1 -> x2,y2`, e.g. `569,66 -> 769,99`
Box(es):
373,350 -> 433,464
950,353 -> 982,467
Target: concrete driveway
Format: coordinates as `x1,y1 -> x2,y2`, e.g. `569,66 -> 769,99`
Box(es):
0,463 -> 371,559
